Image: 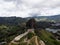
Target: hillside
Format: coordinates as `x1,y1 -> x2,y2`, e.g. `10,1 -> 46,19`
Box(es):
35,29 -> 60,45
9,29 -> 45,45
9,29 -> 60,45
0,15 -> 60,26
27,15 -> 60,22
0,17 -> 27,25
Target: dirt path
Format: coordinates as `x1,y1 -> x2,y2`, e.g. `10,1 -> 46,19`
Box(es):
9,29 -> 45,45
9,29 -> 34,45
35,36 -> 45,45
39,40 -> 45,45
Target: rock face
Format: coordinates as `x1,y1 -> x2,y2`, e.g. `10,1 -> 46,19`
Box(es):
9,29 -> 45,45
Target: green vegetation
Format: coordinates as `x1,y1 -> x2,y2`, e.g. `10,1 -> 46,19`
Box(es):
0,25 -> 26,43
35,29 -> 60,45
0,17 -> 60,45
10,29 -> 60,45
27,32 -> 36,39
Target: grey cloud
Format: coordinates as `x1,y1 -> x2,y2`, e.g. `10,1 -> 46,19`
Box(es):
4,0 -> 23,9
4,0 -> 16,2
29,13 -> 40,17
0,0 -> 60,17
32,0 -> 60,9
4,0 -> 22,5
4,0 -> 22,3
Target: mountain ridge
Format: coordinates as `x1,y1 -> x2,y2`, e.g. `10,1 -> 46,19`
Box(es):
0,15 -> 60,25
9,29 -> 45,45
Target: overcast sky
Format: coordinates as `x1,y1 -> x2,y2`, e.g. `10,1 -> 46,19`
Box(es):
0,0 -> 60,17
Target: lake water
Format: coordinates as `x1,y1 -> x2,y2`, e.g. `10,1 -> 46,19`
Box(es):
46,28 -> 60,33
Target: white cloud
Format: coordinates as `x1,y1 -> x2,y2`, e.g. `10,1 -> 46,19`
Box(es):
0,0 -> 60,17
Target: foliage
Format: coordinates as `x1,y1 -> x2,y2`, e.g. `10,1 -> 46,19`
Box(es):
35,29 -> 60,45
26,18 -> 37,29
0,25 -> 26,42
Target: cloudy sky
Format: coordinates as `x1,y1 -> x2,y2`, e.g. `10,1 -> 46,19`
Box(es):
0,0 -> 60,17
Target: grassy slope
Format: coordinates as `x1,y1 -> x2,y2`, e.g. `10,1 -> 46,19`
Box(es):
35,29 -> 60,45
10,29 -> 60,45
